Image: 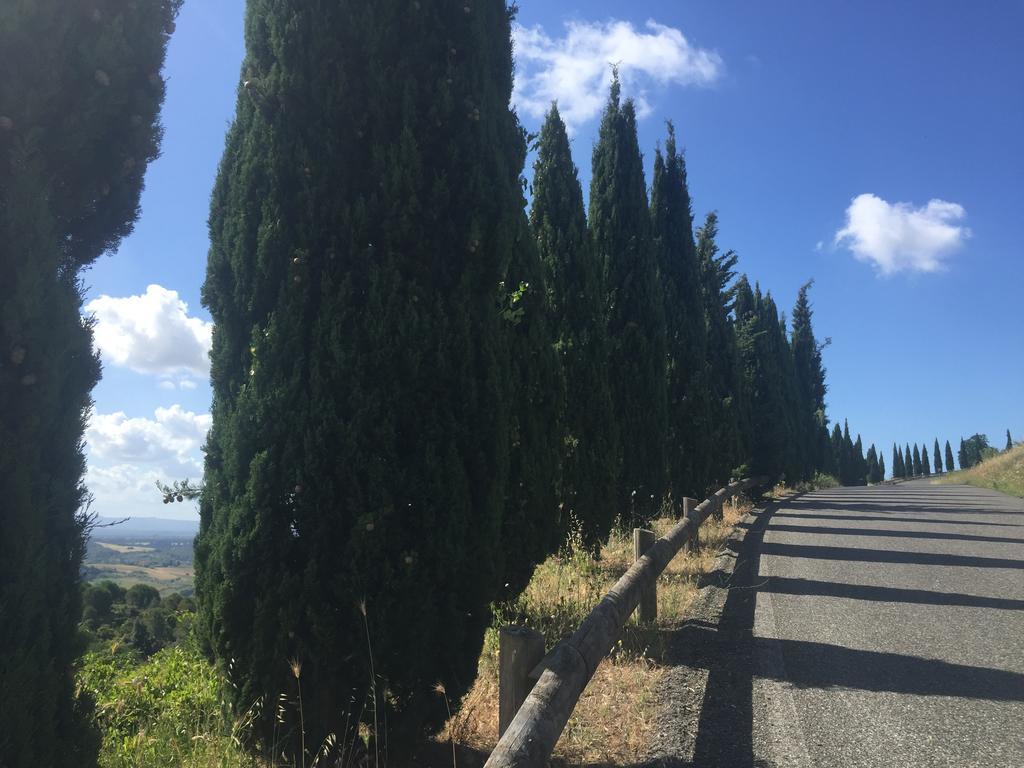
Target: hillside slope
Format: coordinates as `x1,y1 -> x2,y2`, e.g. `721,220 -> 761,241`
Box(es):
939,444 -> 1024,497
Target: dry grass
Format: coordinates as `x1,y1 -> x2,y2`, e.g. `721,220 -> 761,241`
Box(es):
441,495 -> 753,765
937,443 -> 1024,498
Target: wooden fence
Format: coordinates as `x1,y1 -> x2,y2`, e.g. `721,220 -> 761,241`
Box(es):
485,476 -> 766,768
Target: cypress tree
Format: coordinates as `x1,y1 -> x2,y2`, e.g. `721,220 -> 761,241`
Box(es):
853,434 -> 866,485
893,444 -> 903,479
196,0 -> 548,752
832,424 -> 845,479
879,454 -> 886,481
906,444 -> 915,476
735,282 -> 800,484
696,212 -> 743,489
1007,429 -> 1014,451
866,445 -> 880,484
933,438 -> 943,473
945,440 -> 955,472
531,104 -> 618,547
0,3 -> 178,766
840,420 -> 855,485
791,280 -> 828,480
912,444 -> 923,476
590,74 -> 667,521
921,444 -> 931,476
651,122 -> 708,502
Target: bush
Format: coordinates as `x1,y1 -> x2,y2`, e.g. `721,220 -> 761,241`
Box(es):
78,644 -> 255,768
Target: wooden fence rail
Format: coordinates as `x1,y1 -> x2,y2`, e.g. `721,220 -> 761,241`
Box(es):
484,476 -> 767,768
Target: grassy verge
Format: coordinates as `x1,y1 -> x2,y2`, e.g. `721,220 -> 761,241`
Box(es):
441,495 -> 755,766
937,444 -> 1024,497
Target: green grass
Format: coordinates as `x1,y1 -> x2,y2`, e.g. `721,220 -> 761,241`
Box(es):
938,444 -> 1024,498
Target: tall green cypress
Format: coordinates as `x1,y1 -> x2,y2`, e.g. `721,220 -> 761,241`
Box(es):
530,104 -> 618,548
791,281 -> 828,480
906,444 -> 915,476
0,3 -> 178,766
853,435 -> 866,485
734,279 -> 798,484
590,75 -> 667,521
866,445 -> 880,483
841,420 -> 855,485
945,440 -> 956,472
892,444 -> 902,479
912,444 -> 923,476
696,212 -> 743,489
832,424 -> 845,478
933,438 -> 943,473
1007,429 -> 1014,451
651,122 -> 708,502
958,438 -> 967,469
921,444 -> 931,476
879,454 -> 886,481
196,0 -> 546,752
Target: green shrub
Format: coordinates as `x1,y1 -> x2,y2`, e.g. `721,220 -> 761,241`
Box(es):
78,644 -> 255,768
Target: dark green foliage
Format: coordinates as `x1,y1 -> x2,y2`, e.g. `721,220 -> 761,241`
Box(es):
531,104 -> 618,548
945,440 -> 955,472
651,122 -> 709,502
906,444 -> 914,476
866,444 -> 881,484
0,2 -> 178,766
958,434 -> 994,469
921,444 -> 931,476
590,76 -> 667,520
194,0 -> 559,754
933,438 -> 943,473
734,278 -> 798,484
80,582 -> 194,657
1007,429 -> 1014,452
879,454 -> 886,481
695,212 -> 744,489
853,435 -> 867,485
893,444 -> 904,479
912,444 -> 922,476
790,281 -> 828,480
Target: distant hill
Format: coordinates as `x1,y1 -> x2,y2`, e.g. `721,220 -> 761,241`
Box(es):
93,516 -> 199,540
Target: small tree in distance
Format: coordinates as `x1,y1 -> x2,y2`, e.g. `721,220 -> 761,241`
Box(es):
945,440 -> 956,472
933,438 -> 943,473
921,444 -> 931,476
1008,429 -> 1014,452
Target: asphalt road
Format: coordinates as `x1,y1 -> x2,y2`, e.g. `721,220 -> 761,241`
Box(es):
724,480 -> 1024,768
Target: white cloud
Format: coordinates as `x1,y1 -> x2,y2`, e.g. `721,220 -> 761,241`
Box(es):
85,405 -> 210,519
513,19 -> 723,131
834,193 -> 969,275
86,284 -> 212,378
86,405 -> 210,474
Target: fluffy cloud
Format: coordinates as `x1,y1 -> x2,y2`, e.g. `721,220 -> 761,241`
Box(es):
513,19 -> 723,131
834,193 -> 969,275
86,284 -> 212,377
86,405 -> 211,475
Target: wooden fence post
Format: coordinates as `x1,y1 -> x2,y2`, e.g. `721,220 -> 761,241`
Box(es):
633,528 -> 657,623
498,625 -> 546,738
681,497 -> 699,552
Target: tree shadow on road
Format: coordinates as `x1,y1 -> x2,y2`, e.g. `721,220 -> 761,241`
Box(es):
665,502 -> 1024,768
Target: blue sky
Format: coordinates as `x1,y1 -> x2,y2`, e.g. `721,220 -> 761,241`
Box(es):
82,0 -> 1024,519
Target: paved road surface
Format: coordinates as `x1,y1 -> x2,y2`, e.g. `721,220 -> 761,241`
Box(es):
685,480 -> 1024,768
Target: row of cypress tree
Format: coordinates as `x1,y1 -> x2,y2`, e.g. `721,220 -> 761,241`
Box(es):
192,0 -> 871,753
0,2 -> 181,766
892,439 -> 958,478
